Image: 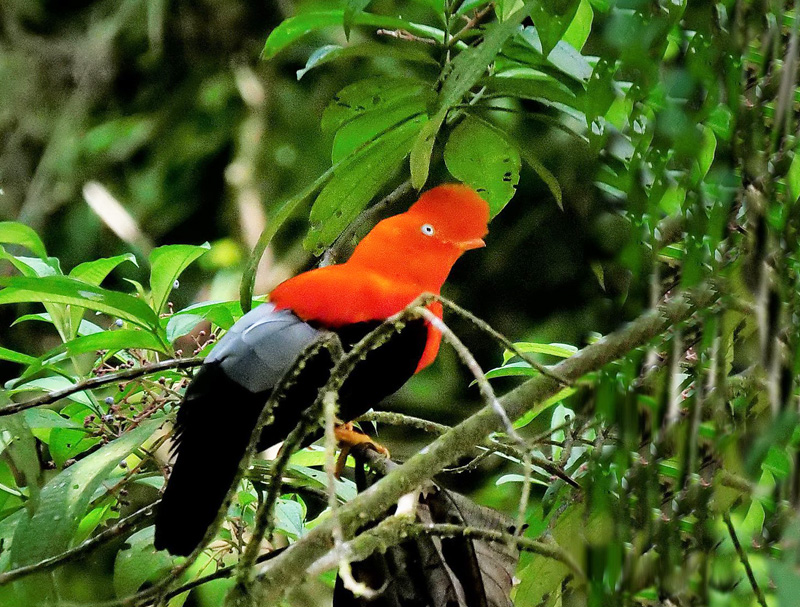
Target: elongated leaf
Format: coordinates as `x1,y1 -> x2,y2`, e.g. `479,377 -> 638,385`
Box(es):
10,417 -> 164,567
0,347 -> 36,366
483,72 -> 583,110
562,0 -> 593,51
332,97 -> 429,163
520,147 -> 563,209
304,116 -> 427,252
149,243 -> 210,315
410,113 -> 445,190
68,253 -> 138,339
343,0 -> 373,38
240,169 -> 336,312
297,42 -> 436,80
114,526 -> 177,597
0,276 -> 160,329
322,78 -> 431,134
513,387 -> 578,429
69,253 -> 137,285
502,341 -> 577,363
263,11 -> 444,59
444,117 -> 521,216
0,222 -> 47,258
530,0 -> 580,56
437,6 -> 531,112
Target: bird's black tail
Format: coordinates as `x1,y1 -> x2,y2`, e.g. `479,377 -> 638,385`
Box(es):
154,364 -> 264,556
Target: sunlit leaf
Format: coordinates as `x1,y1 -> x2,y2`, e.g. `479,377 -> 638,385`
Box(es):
0,222 -> 47,259
262,10 -> 445,59
444,117 -> 521,216
305,116 -> 427,252
148,243 -> 210,315
0,276 -> 160,330
10,417 -> 164,567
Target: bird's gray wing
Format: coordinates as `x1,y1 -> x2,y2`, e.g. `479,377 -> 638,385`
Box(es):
205,302 -> 321,393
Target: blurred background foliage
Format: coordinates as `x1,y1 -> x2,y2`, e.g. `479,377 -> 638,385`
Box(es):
1,0 -> 799,605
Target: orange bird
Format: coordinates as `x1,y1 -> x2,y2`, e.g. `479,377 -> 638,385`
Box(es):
154,184 -> 490,555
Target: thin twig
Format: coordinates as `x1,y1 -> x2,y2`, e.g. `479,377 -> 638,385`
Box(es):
0,358 -> 202,417
723,512 -> 768,607
0,504 -> 156,586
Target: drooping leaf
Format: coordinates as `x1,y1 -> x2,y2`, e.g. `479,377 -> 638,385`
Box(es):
0,222 -> 47,259
69,253 -> 138,285
410,114 -> 445,190
530,0 -> 581,56
436,6 -> 532,112
67,254 -> 138,339
9,417 -> 164,567
149,243 -> 210,315
562,0 -> 593,51
114,526 -> 178,597
0,347 -> 36,366
0,276 -> 160,330
321,78 -> 432,134
343,0 -> 373,38
443,117 -> 521,216
332,95 -> 431,163
262,11 -> 444,59
297,42 -> 437,80
502,341 -> 577,364
304,116 -> 427,252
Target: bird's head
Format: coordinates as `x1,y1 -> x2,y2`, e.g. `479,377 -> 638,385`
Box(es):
348,184 -> 490,291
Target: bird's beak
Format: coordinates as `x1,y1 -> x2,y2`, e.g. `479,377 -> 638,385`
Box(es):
459,238 -> 486,251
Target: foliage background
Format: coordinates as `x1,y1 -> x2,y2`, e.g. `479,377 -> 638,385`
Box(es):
0,0 -> 798,605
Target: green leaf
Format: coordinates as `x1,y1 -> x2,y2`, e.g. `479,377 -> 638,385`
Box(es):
484,70 -> 583,110
512,387 -> 578,429
274,498 -> 306,539
520,147 -> 563,209
332,95 -> 430,163
0,347 -> 36,366
148,243 -> 210,315
502,341 -> 578,364
0,276 -> 160,330
114,526 -> 177,596
410,114 -> 445,190
10,417 -> 164,567
0,222 -> 47,258
305,116 -> 427,252
68,254 -> 138,339
262,10 -> 444,59
343,0 -> 372,38
788,151 -> 800,203
562,0 -> 593,51
444,117 -> 521,216
297,42 -> 436,80
69,253 -> 137,285
24,409 -> 81,430
0,414 -> 41,505
322,78 -> 431,134
530,0 -> 581,56
437,6 -> 531,113
517,27 -> 594,83
484,361 -> 540,380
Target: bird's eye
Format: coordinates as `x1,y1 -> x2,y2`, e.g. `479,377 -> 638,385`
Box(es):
421,224 -> 435,236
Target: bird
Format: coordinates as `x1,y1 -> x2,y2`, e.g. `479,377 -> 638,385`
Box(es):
153,184 -> 490,556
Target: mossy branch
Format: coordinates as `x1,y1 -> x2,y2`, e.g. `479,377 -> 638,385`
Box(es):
246,283 -> 719,603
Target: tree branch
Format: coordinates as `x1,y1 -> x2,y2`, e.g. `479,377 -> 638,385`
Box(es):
0,358 -> 202,417
247,284 -> 719,602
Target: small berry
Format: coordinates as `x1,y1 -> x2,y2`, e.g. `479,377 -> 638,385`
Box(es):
105,397 -> 114,405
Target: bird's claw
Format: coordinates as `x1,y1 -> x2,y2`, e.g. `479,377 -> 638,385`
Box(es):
334,422 -> 389,479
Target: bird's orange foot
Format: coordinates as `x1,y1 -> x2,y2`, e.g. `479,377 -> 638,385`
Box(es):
334,422 -> 389,478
